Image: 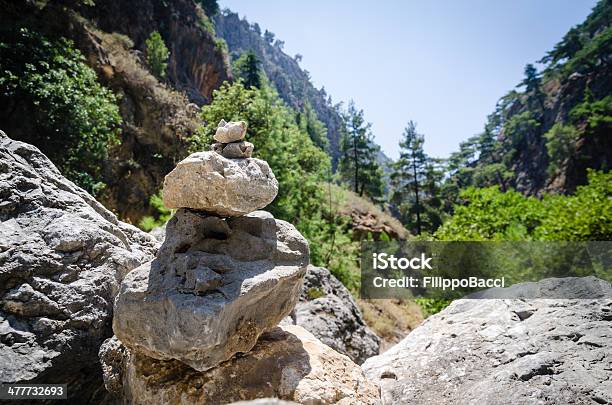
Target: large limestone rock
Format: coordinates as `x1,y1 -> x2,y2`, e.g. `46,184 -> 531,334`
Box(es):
0,131 -> 158,403
113,209 -> 309,371
162,151 -> 278,216
363,277 -> 612,405
284,266 -> 380,364
100,325 -> 380,404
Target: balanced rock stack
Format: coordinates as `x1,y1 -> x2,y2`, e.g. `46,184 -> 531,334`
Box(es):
106,121 -> 379,404
210,119 -> 254,159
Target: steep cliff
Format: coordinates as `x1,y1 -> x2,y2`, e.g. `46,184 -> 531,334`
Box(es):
451,1 -> 611,196
213,10 -> 345,168
0,0 -> 231,223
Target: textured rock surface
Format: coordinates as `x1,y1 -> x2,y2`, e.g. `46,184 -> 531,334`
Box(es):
114,209 -> 309,371
162,151 -> 278,216
212,141 -> 254,159
214,120 -> 247,143
101,325 -> 380,404
284,266 -> 380,364
363,277 -> 612,405
0,132 -> 158,403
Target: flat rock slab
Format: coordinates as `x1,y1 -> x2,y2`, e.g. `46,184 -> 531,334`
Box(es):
0,132 -> 158,403
101,325 -> 380,404
363,277 -> 612,405
163,151 -> 277,216
113,209 -> 309,371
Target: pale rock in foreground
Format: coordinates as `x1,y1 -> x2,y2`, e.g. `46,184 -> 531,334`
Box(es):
113,209 -> 309,371
100,325 -> 380,404
0,131 -> 158,403
162,151 -> 278,216
363,277 -> 612,405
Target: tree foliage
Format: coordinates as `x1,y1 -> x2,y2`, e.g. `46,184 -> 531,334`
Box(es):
145,31 -> 169,80
296,101 -> 329,150
232,51 -> 262,89
390,121 -> 441,235
435,170 -> 611,241
0,27 -> 121,194
198,0 -> 220,17
338,101 -> 384,200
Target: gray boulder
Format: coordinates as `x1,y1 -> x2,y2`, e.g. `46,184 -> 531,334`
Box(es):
113,209 -> 310,371
0,131 -> 158,403
284,266 -> 380,364
162,151 -> 278,216
211,141 -> 255,159
363,277 -> 612,405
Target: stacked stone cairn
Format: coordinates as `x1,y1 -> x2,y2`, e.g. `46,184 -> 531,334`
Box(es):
106,120 -> 379,404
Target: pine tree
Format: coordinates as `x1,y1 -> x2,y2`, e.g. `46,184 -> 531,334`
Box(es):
145,31 -> 169,80
234,51 -> 262,89
296,102 -> 328,150
390,121 -> 429,235
519,64 -> 545,111
198,0 -> 219,16
338,101 -> 383,199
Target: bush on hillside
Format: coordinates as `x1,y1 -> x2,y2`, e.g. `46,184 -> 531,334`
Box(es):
0,27 -> 121,194
435,170 -> 611,241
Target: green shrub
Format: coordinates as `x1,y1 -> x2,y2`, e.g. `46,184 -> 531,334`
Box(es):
0,27 -> 121,194
138,192 -> 173,231
415,298 -> 452,317
436,170 -> 611,241
536,170 -> 612,241
544,123 -> 579,176
145,31 -> 169,79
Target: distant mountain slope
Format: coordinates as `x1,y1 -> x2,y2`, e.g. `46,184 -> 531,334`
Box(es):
214,10 -> 344,167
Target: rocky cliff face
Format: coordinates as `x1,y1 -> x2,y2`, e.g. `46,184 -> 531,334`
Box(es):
80,0 -> 231,105
213,11 -> 345,168
0,131 -> 158,404
0,0 -> 231,223
502,67 -> 611,196
467,2 -> 611,196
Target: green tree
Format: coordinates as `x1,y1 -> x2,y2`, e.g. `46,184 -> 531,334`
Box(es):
296,101 -> 329,150
0,28 -> 121,194
145,31 -> 169,80
390,121 -> 432,235
519,64 -> 545,111
435,170 -> 611,241
233,51 -> 262,89
544,123 -> 580,176
198,0 -> 219,16
338,101 -> 384,199
263,30 -> 275,44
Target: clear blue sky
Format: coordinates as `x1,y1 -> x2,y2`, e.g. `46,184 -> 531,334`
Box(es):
220,0 -> 597,159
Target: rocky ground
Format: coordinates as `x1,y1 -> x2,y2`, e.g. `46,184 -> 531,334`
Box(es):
363,278 -> 612,405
